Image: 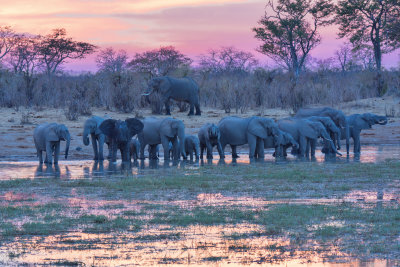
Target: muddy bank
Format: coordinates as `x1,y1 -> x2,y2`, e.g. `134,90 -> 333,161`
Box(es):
0,96 -> 398,162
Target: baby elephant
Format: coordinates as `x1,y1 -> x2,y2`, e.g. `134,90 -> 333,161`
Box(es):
198,123 -> 224,159
33,123 -> 71,164
183,135 -> 200,161
129,138 -> 141,161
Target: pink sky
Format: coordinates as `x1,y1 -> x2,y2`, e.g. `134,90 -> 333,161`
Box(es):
1,0 -> 398,72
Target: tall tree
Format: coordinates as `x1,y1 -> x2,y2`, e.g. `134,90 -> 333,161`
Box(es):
129,46 -> 192,78
199,46 -> 258,74
0,26 -> 18,61
336,0 -> 400,95
39,28 -> 97,75
96,47 -> 128,74
253,0 -> 333,78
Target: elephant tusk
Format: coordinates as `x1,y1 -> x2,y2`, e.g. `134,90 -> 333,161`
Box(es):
141,93 -> 151,96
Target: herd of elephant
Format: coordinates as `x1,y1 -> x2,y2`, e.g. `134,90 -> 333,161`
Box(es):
32,107 -> 388,164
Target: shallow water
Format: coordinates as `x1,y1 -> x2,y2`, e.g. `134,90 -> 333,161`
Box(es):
0,145 -> 399,180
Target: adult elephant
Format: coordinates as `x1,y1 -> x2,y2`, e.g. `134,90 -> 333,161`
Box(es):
218,116 -> 282,159
340,113 -> 387,154
143,76 -> 201,116
138,117 -> 186,160
277,119 -> 341,159
33,123 -> 70,164
83,116 -> 110,160
295,107 -> 350,154
99,118 -> 144,162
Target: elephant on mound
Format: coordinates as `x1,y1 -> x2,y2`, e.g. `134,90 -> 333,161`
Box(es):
338,113 -> 387,154
295,107 -> 349,154
277,119 -> 341,159
138,117 -> 186,160
83,116 -> 111,160
198,123 -> 225,160
33,123 -> 71,164
143,76 -> 201,116
99,118 -> 144,162
218,116 -> 282,159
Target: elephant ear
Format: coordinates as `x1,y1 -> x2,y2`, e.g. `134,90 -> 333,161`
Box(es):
47,125 -> 60,141
99,119 -> 117,137
162,119 -> 178,138
305,122 -> 320,139
126,118 -> 144,137
248,118 -> 268,139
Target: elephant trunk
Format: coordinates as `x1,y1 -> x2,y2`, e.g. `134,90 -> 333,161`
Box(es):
178,126 -> 186,159
335,130 -> 341,150
327,138 -> 342,156
345,121 -> 350,155
83,127 -> 90,146
65,134 -> 70,159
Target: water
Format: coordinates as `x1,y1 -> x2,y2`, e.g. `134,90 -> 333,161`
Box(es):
0,145 -> 399,180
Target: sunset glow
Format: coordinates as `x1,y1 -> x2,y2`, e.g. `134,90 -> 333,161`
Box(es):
1,0 -> 398,71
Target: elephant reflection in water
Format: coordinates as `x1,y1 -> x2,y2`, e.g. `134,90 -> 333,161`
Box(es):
35,163 -> 61,178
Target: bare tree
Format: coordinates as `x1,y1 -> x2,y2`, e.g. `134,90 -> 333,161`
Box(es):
7,35 -> 43,103
96,47 -> 128,74
336,0 -> 400,95
253,0 -> 333,78
0,26 -> 18,61
39,28 -> 97,75
199,46 -> 258,73
335,43 -> 353,72
129,46 -> 192,78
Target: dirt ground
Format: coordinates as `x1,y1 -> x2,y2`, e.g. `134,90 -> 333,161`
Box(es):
0,96 -> 399,161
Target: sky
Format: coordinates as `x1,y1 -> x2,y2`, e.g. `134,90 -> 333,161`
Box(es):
0,0 -> 398,72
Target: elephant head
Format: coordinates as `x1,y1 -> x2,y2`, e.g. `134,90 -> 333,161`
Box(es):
143,77 -> 169,96
360,113 -> 387,129
83,118 -> 101,146
49,124 -> 70,159
248,117 -> 282,140
282,132 -> 299,149
100,118 -> 144,143
308,121 -> 342,156
208,124 -> 220,141
161,118 -> 186,159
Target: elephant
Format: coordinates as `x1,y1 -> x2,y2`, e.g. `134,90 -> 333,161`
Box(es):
339,113 -> 387,154
138,117 -> 186,160
218,116 -> 282,159
198,123 -> 224,160
277,118 -> 341,159
33,123 -> 71,164
99,118 -> 144,162
258,129 -> 299,158
129,138 -> 141,161
303,116 -> 341,156
83,116 -> 111,160
143,76 -> 201,116
183,135 -> 200,161
295,107 -> 350,154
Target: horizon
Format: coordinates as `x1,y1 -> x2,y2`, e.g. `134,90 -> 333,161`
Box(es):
1,0 -> 399,72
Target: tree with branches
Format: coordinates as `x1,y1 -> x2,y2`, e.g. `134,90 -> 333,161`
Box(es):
336,0 -> 400,95
96,47 -> 128,74
129,46 -> 192,78
0,26 -> 18,61
39,28 -> 97,75
253,0 -> 333,78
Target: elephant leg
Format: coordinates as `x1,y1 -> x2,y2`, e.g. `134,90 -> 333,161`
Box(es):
247,134 -> 257,159
231,145 -> 239,158
298,136 -> 307,158
38,150 -> 43,163
206,141 -> 213,159
305,139 -> 310,158
354,134 -> 361,154
54,142 -> 60,164
195,103 -> 201,116
91,134 -> 98,160
110,140 -> 117,162
45,142 -> 53,164
200,143 -> 205,159
256,138 -> 264,159
310,139 -> 316,159
161,137 -> 171,160
122,142 -> 130,162
216,142 -> 225,159
188,147 -> 193,161
140,142 -> 146,160
98,135 -> 105,161
164,98 -> 171,115
188,102 -> 195,116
